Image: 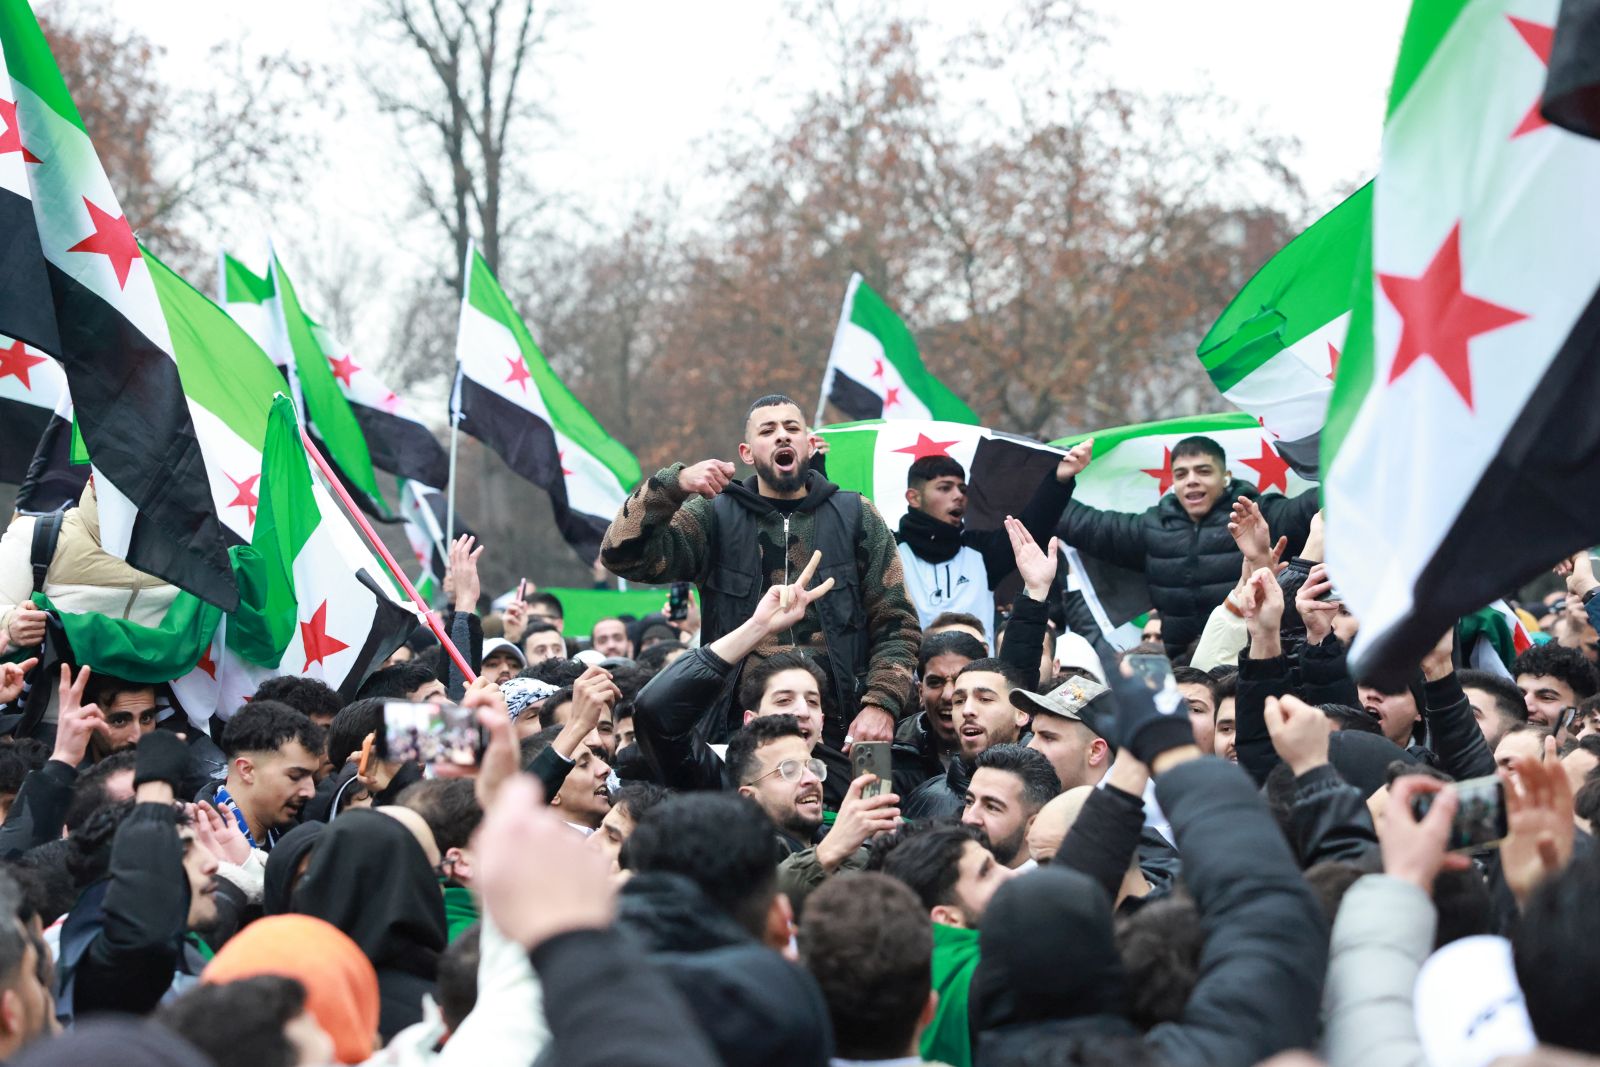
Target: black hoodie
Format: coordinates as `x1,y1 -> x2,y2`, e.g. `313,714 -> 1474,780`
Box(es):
289,808 -> 446,1040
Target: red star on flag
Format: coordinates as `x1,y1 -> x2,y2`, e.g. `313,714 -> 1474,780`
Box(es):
1141,447 -> 1175,494
328,353 -> 361,387
505,355 -> 532,393
66,197 -> 141,289
195,645 -> 217,680
0,98 -> 41,163
0,338 -> 48,389
1239,440 -> 1291,493
381,391 -> 401,413
870,358 -> 886,380
225,472 -> 260,525
892,433 -> 959,460
559,450 -> 573,476
1378,223 -> 1528,410
882,386 -> 902,410
1507,17 -> 1554,139
1326,342 -> 1341,383
1256,416 -> 1280,441
300,601 -> 350,670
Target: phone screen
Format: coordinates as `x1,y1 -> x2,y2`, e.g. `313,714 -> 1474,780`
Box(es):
851,741 -> 893,799
668,581 -> 691,621
1123,653 -> 1175,691
1410,774 -> 1507,851
382,700 -> 483,773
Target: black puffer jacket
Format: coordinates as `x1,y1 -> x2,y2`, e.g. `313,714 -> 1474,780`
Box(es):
1057,479 -> 1318,654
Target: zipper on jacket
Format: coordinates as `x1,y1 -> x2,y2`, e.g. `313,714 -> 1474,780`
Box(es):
783,514 -> 796,645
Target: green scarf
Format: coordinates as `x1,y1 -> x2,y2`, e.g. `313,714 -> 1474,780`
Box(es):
921,923 -> 981,1067
442,883 -> 480,942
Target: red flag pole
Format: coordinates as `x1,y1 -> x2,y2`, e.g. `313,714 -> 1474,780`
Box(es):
298,427 -> 476,684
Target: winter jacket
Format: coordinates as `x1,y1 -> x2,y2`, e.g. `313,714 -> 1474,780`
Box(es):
903,754 -> 972,823
601,465 -> 919,743
1052,781 -> 1180,910
1288,764 -> 1380,868
1057,478 -> 1317,655
1421,670 -> 1496,781
1319,874 -> 1434,1067
615,872 -> 833,1067
774,840 -> 868,910
973,758 -> 1328,1067
0,758 -> 76,859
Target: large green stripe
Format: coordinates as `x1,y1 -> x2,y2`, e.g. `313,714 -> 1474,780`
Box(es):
1386,0 -> 1471,118
849,279 -> 979,424
1198,182 -> 1372,392
0,0 -> 87,133
34,591 -> 219,683
466,249 -> 641,491
221,254 -> 273,305
1050,412 -> 1260,454
1319,219 -> 1376,482
270,253 -> 381,498
818,424 -> 880,497
148,247 -> 282,446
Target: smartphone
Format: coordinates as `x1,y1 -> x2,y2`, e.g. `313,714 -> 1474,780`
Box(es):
381,700 -> 484,772
1410,775 -> 1508,851
851,741 -> 893,799
667,581 -> 692,622
1123,653 -> 1175,691
1317,587 -> 1345,603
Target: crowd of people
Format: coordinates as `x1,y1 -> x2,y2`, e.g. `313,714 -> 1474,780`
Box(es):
0,392 -> 1596,1066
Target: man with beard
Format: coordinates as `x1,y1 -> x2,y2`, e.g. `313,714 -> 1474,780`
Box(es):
600,394 -> 919,750
211,702 -> 323,852
897,631 -> 987,783
903,658 -> 1030,821
894,441 -> 1089,649
961,743 -> 1060,871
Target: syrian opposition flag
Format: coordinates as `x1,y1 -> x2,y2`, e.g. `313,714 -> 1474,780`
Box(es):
1197,184 -> 1370,479
399,480 -> 451,603
1323,0 -> 1600,686
12,382 -> 87,513
0,4 -> 238,608
453,243 -> 641,561
817,273 -> 979,425
1458,599 -> 1535,678
0,331 -> 65,485
221,252 -> 449,490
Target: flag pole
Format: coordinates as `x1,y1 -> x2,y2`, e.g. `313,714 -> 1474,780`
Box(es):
446,408 -> 460,548
447,239 -> 474,549
299,425 -> 476,683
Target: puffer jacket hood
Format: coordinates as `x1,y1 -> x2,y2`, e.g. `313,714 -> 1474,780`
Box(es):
616,871 -> 754,955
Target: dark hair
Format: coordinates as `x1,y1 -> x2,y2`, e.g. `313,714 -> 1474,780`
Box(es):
326,697 -> 386,770
1458,670 -> 1529,727
355,662 -> 440,702
1170,666 -> 1220,706
956,657 -> 1026,691
83,674 -> 156,712
1320,703 -> 1384,735
156,974 -> 307,1067
636,640 -> 686,673
0,868 -> 29,987
919,631 -> 986,673
522,620 -> 562,640
874,822 -> 981,912
989,1034 -> 1163,1067
395,778 -> 482,853
929,611 -> 988,637
1433,866 -> 1493,949
12,840 -> 76,926
220,701 -> 324,761
1385,760 -> 1453,788
907,455 -> 966,491
1514,852 -> 1600,1052
1303,860 -> 1370,927
1575,777 -> 1600,830
525,591 -> 564,618
624,793 -> 779,937
746,393 -> 802,420
437,924 -> 481,1033
64,750 -> 138,832
725,714 -> 806,786
519,725 -> 565,769
738,650 -> 828,714
0,750 -> 28,801
1559,735 -> 1600,761
798,873 -> 932,1060
612,781 -> 671,825
1115,895 -> 1204,1030
1514,643 -> 1600,701
1170,435 -> 1226,468
590,616 -> 627,642
536,687 -> 576,729
1501,721 -> 1552,746
251,676 -> 342,723
524,658 -> 586,688
973,744 -> 1061,812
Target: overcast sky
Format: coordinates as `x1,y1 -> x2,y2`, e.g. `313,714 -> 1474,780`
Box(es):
56,0 -> 1408,361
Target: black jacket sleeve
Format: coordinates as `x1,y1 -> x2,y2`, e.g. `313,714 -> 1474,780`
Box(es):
444,610 -> 482,702
530,929 -> 720,1067
999,594 -> 1049,692
1148,758 -> 1328,1067
1299,636 -> 1361,708
1288,764 -> 1379,868
1422,670 -> 1497,781
73,801 -> 189,1017
528,747 -> 575,802
1052,784 -> 1144,903
0,759 -> 76,859
1258,490 -> 1319,558
633,647 -> 736,791
1056,495 -> 1149,572
966,471 -> 1072,591
1236,655 -> 1291,787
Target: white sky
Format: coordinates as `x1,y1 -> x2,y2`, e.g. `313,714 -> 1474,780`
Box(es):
54,0 -> 1408,361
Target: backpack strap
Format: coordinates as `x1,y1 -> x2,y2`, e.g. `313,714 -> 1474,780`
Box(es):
29,507 -> 67,597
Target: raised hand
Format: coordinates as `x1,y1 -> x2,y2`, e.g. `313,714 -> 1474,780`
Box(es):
749,550 -> 836,638
1559,551 -> 1600,600
680,459 -> 737,499
1381,776 -> 1472,893
1056,439 -> 1093,481
1265,694 -> 1332,776
816,773 -> 901,872
1501,736 -> 1576,908
52,664 -> 108,767
1295,563 -> 1341,647
1420,627 -> 1454,683
1241,567 -> 1285,658
464,681 -> 519,808
502,583 -> 530,643
191,801 -> 251,866
0,657 -> 37,706
447,535 -> 484,613
1005,516 -> 1059,600
1228,498 -> 1286,574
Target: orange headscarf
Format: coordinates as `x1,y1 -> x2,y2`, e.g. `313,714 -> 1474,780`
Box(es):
203,915 -> 381,1064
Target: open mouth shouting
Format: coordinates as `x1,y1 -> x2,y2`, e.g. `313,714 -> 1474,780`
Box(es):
795,784 -> 823,818
772,444 -> 798,476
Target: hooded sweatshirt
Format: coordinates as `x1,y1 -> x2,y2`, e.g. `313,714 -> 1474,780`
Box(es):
289,809 -> 447,1041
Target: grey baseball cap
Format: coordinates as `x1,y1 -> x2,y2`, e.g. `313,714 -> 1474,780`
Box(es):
1010,676 -> 1113,736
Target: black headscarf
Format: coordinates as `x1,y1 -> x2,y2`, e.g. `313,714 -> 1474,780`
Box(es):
262,821 -> 324,915
897,508 -> 965,564
14,1020 -> 213,1067
289,808 -> 446,980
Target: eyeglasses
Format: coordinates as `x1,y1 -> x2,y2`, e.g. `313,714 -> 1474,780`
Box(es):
746,757 -> 827,786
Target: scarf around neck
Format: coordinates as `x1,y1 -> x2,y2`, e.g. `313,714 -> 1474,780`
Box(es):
898,507 -> 964,564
